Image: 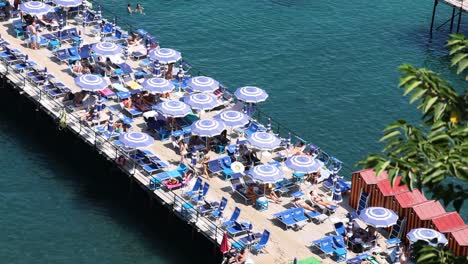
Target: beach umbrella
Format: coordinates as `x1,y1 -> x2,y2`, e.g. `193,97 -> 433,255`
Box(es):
285,155 -> 321,173
359,207 -> 398,228
53,0 -> 83,7
94,96 -> 105,112
74,74 -> 108,91
142,77 -> 175,94
149,48 -> 182,64
155,100 -> 191,118
107,113 -> 114,133
190,119 -> 226,137
92,42 -> 123,56
215,110 -> 249,128
183,93 -> 218,110
332,183 -> 343,203
407,228 -> 448,246
220,232 -> 229,254
234,86 -> 268,103
216,110 -> 250,129
20,1 -> 53,16
186,76 -> 219,93
118,132 -> 154,149
247,132 -> 281,151
248,164 -> 284,184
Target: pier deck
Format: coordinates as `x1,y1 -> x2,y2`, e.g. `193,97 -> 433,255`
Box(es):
0,15 -> 387,264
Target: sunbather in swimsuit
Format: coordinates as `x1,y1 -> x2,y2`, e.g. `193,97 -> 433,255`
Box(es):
310,191 -> 337,207
293,197 -> 316,212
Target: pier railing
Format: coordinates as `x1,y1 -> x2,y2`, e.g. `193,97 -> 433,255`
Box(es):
0,57 -> 242,247
87,0 -> 355,177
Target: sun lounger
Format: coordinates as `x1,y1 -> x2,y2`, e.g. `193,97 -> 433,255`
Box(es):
251,230 -> 270,254
223,207 -> 241,228
226,221 -> 251,237
184,177 -> 202,198
334,222 -> 346,236
191,182 -> 210,203
332,235 -> 347,249
55,49 -> 69,64
210,197 -> 227,220
312,236 -> 335,258
274,209 -> 299,230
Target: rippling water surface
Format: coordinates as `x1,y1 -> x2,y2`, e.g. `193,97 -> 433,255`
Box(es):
1,0 -> 466,262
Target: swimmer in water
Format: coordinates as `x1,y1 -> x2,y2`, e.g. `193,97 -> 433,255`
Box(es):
127,3 -> 133,14
135,3 -> 144,14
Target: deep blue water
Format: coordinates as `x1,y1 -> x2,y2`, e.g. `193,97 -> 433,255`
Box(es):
0,0 -> 466,262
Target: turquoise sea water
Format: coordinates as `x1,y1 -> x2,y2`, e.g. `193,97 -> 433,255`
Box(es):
1,0 -> 466,262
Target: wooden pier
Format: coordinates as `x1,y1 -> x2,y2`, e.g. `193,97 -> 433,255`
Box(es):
0,8 -> 391,263
430,0 -> 468,36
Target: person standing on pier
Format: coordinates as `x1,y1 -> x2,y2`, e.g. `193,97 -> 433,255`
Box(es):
27,21 -> 39,49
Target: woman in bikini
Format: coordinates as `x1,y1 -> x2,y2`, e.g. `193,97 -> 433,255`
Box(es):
293,197 -> 316,212
309,190 -> 337,207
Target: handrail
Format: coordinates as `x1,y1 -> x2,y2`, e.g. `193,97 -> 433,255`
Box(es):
0,55 -> 244,247
86,0 -> 354,176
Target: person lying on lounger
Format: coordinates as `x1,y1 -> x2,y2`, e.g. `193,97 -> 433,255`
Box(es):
309,190 -> 337,207
265,183 -> 281,204
293,197 -> 317,212
167,178 -> 179,185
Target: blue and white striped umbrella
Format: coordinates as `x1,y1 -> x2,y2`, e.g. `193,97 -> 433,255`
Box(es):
190,119 -> 226,137
215,110 -> 249,128
92,42 -> 122,56
94,97 -> 105,112
407,228 -> 448,246
155,100 -> 191,118
285,155 -> 321,173
247,132 -> 281,151
53,0 -> 83,7
149,48 -> 182,64
186,76 -> 219,93
359,207 -> 398,228
332,183 -> 343,203
107,113 -> 114,132
118,132 -> 154,148
20,1 -> 53,16
234,86 -> 268,103
183,93 -> 218,110
248,164 -> 284,183
142,77 -> 175,94
74,74 -> 108,91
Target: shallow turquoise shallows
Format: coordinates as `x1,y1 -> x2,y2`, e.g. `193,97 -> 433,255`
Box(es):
1,0 -> 466,262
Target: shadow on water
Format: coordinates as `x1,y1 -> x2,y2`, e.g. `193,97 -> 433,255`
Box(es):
0,87 -> 219,264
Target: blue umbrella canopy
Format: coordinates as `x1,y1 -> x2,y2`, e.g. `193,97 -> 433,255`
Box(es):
74,74 -> 108,91
20,1 -> 53,16
142,77 -> 175,94
248,164 -> 284,183
118,132 -> 154,148
92,42 -> 123,56
183,93 -> 218,110
285,155 -> 321,173
186,76 -> 219,93
247,132 -> 281,151
190,119 -> 226,137
149,48 -> 182,64
234,86 -> 268,103
359,207 -> 398,228
215,110 -> 249,128
53,0 -> 83,7
407,228 -> 448,246
155,100 -> 191,118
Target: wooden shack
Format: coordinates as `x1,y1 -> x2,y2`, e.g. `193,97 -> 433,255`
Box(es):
375,176 -> 409,209
349,169 -> 388,210
447,226 -> 468,257
430,212 -> 465,234
408,201 -> 446,232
